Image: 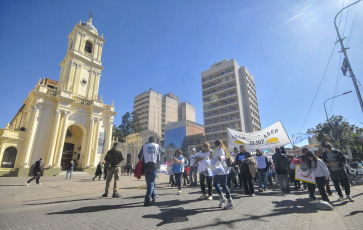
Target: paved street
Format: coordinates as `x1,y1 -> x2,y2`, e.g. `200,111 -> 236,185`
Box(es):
0,173 -> 363,230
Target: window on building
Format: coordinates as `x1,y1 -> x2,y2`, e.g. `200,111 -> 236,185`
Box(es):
1,147 -> 17,168
85,41 -> 93,54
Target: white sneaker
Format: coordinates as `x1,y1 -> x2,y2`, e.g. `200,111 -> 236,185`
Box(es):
207,195 -> 213,200
224,198 -> 234,210
218,194 -> 227,208
178,190 -> 181,195
346,195 -> 354,202
25,182 -> 29,186
199,194 -> 207,200
36,183 -> 42,185
338,196 -> 344,201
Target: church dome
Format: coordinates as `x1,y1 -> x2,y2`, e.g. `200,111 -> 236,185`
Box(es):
81,17 -> 98,35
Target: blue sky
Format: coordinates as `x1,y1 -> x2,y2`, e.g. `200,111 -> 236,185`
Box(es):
0,0 -> 362,146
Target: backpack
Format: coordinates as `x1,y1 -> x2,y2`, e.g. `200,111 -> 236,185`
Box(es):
30,163 -> 36,172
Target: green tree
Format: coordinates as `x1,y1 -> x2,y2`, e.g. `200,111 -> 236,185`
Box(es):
112,125 -> 125,142
315,115 -> 362,156
120,112 -> 132,137
131,111 -> 144,133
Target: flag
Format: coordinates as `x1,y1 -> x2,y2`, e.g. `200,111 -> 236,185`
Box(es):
292,133 -> 315,145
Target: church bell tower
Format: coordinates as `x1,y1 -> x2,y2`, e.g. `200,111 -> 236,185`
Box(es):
58,15 -> 105,100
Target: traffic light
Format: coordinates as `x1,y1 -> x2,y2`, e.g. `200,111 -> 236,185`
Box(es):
341,58 -> 349,76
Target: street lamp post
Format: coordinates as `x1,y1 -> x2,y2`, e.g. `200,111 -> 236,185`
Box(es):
324,91 -> 353,121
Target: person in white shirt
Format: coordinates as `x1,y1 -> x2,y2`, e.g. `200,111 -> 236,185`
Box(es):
137,136 -> 161,206
195,143 -> 214,200
254,149 -> 269,192
213,140 -> 234,210
189,148 -> 198,186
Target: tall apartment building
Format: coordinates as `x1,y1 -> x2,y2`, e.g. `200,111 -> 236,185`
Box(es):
133,90 -> 181,138
201,59 -> 261,145
133,89 -> 162,136
178,102 -> 196,122
161,93 -> 179,138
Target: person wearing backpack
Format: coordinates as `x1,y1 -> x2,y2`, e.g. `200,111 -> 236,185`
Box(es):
272,147 -> 290,195
234,145 -> 256,196
26,158 -> 43,186
102,142 -> 124,198
321,142 -> 353,202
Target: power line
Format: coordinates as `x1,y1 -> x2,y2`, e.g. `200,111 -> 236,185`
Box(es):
299,1 -> 347,132
299,43 -> 337,132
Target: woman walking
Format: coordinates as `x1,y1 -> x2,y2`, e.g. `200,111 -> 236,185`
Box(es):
305,151 -> 331,203
195,143 -> 214,200
213,140 -> 234,209
171,149 -> 185,195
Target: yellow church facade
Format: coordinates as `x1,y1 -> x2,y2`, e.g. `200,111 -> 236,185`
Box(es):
0,16 -> 116,177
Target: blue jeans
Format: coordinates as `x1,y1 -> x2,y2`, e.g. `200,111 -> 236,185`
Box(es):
66,169 -> 73,179
144,167 -> 158,203
189,166 -> 197,185
213,175 -> 230,199
257,169 -> 268,189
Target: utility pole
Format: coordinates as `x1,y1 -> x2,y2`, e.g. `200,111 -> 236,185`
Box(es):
334,0 -> 363,112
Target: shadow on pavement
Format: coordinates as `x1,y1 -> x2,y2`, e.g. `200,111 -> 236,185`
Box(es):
0,185 -> 25,187
143,206 -> 221,227
46,201 -> 143,215
181,198 -> 317,230
24,197 -> 100,206
345,210 -> 363,216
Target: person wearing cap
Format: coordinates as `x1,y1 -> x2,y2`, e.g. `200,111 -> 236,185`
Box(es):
26,158 -> 43,186
189,148 -> 198,186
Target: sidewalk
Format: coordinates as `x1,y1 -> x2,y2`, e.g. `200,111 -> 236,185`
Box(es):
0,174 -> 362,230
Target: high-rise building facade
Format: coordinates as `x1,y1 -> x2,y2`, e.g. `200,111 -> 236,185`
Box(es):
161,93 -> 179,138
201,59 -> 261,145
133,90 -> 183,139
133,89 -> 162,136
178,102 -> 196,122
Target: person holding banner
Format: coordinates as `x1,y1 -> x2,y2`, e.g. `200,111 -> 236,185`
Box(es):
314,150 -> 332,196
195,143 -> 214,200
234,145 -> 256,196
321,142 -> 353,202
212,140 -> 234,209
305,151 -> 331,203
299,148 -> 317,202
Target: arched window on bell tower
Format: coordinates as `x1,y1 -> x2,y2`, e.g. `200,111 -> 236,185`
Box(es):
85,41 -> 93,54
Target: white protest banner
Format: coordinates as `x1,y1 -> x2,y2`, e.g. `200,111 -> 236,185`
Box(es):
227,121 -> 291,151
294,164 -> 316,184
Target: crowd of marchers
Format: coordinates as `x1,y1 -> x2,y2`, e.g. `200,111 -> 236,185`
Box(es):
26,139 -> 355,209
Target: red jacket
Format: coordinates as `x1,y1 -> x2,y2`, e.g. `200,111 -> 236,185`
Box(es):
134,160 -> 144,179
